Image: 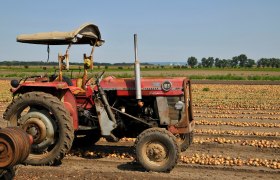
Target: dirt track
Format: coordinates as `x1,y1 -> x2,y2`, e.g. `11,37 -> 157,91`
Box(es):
12,139 -> 280,180
0,81 -> 279,179
14,153 -> 280,180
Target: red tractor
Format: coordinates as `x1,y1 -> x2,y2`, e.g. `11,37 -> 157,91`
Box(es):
3,23 -> 194,172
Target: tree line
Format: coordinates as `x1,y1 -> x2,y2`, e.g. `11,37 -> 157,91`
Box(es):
1,55 -> 280,69
187,54 -> 280,68
0,61 -> 152,67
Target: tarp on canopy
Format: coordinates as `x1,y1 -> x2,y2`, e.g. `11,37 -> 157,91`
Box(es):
17,23 -> 104,46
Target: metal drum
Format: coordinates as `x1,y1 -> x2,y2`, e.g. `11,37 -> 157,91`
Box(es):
0,127 -> 32,168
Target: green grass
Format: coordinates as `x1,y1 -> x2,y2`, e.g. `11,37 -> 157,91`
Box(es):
247,75 -> 280,81
0,66 -> 280,81
188,74 -> 280,81
206,74 -> 245,80
189,74 -> 246,80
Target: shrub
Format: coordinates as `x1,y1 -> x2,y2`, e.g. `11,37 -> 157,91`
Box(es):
202,87 -> 210,91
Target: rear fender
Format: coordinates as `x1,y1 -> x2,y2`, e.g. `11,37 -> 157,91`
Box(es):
12,85 -> 79,130
61,90 -> 79,130
11,81 -> 69,97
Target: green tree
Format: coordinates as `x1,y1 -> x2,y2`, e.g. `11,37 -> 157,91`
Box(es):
275,59 -> 280,68
270,58 -> 280,68
221,59 -> 229,68
187,56 -> 198,68
201,57 -> 207,67
257,58 -> 270,67
231,56 -> 239,68
257,58 -> 264,67
214,58 -> 221,68
201,57 -> 214,68
238,54 -> 248,67
245,59 -> 255,68
231,54 -> 251,67
207,57 -> 214,67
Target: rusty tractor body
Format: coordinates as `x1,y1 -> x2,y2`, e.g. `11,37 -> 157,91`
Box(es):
4,23 -> 194,172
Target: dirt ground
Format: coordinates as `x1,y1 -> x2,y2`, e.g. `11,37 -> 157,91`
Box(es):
0,81 -> 279,180
12,155 -> 280,180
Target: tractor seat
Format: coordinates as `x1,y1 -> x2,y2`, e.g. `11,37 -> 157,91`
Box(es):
49,74 -> 73,86
70,78 -> 86,95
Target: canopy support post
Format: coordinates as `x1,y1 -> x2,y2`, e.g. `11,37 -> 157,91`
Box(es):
58,43 -> 72,81
47,45 -> 50,62
82,46 -> 95,89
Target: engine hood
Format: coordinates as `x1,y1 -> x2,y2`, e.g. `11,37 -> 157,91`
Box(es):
99,76 -> 190,96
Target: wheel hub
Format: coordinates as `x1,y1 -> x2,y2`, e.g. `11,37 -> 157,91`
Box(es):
146,142 -> 167,162
23,118 -> 47,144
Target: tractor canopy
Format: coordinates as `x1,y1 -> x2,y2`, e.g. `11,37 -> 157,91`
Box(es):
16,23 -> 104,46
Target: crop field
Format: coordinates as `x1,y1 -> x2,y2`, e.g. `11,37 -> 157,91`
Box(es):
0,80 -> 279,179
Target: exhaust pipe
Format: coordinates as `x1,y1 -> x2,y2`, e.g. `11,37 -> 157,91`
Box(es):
134,34 -> 142,100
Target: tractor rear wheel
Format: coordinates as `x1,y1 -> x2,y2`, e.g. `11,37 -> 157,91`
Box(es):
134,128 -> 179,172
3,92 -> 74,166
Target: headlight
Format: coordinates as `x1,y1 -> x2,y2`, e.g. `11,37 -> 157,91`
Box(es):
175,101 -> 184,110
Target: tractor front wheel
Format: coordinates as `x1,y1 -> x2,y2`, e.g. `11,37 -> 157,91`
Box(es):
3,92 -> 74,166
134,128 -> 179,172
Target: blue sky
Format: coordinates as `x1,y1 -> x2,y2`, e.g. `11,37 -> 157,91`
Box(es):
0,0 -> 279,63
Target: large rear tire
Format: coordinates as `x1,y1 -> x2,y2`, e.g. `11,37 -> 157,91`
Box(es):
134,128 -> 179,172
3,92 -> 74,166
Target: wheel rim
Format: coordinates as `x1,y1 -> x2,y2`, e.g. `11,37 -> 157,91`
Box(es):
19,111 -> 55,152
142,141 -> 169,166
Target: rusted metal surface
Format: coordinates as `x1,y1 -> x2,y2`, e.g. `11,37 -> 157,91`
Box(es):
168,79 -> 195,134
0,127 -> 32,169
188,80 -> 194,121
156,97 -> 171,125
